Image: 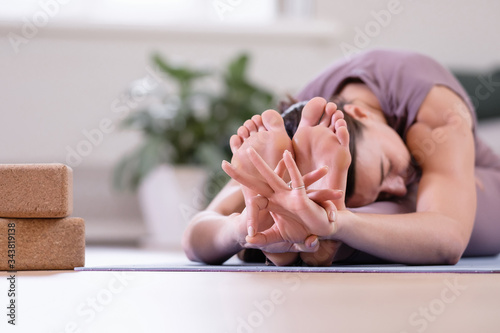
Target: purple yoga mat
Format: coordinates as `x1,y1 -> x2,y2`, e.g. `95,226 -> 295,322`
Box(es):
76,255 -> 500,273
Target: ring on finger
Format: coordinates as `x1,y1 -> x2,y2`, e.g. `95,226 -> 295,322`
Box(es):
287,181 -> 305,190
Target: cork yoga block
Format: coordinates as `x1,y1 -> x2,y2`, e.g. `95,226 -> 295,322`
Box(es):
0,164 -> 73,218
0,217 -> 85,270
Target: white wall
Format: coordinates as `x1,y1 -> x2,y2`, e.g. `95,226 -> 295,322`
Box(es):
316,0 -> 500,69
1,0 -> 499,245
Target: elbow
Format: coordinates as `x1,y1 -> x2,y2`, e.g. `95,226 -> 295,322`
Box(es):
182,232 -> 196,262
442,251 -> 461,266
181,221 -> 226,265
182,224 -> 200,263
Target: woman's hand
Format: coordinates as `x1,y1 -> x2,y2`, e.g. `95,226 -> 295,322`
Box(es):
234,207 -> 321,254
223,148 -> 343,247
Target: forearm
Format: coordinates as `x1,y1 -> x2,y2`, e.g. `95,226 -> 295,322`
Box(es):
332,210 -> 468,265
182,211 -> 244,265
183,211 -> 301,266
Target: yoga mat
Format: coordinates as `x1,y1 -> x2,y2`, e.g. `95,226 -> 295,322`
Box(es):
76,254 -> 500,273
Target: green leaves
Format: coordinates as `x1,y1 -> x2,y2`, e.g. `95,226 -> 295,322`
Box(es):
227,53 -> 248,82
152,53 -> 211,86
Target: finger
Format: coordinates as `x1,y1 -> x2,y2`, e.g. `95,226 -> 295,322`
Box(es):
274,158 -> 287,180
301,240 -> 342,266
246,224 -> 285,246
290,241 -> 319,253
302,165 -> 328,187
317,200 -> 337,223
315,200 -> 338,236
304,234 -> 319,250
247,195 -> 269,237
283,150 -> 305,190
247,147 -> 289,191
221,160 -> 274,197
306,189 -> 344,203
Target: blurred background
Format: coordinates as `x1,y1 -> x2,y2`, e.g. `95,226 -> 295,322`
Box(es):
1,0 -> 499,250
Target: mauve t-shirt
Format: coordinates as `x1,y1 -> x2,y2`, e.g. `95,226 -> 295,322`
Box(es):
295,49 -> 500,169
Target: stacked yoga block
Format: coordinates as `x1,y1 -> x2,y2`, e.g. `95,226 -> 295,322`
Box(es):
0,164 -> 85,270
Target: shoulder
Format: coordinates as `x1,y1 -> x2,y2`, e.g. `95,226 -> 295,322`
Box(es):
415,85 -> 473,130
407,86 -> 475,175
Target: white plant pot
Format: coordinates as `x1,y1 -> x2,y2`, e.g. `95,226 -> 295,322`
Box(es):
138,165 -> 209,250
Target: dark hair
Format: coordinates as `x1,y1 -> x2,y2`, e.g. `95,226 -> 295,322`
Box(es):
279,96 -> 364,201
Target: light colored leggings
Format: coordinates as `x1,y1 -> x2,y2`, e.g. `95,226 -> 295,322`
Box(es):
463,166 -> 500,256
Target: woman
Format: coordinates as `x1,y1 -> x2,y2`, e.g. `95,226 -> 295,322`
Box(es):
183,49 -> 500,266
183,99 -> 352,266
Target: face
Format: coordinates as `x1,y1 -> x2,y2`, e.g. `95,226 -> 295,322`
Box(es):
346,117 -> 415,207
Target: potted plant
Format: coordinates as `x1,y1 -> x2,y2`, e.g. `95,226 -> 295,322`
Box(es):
113,53 -> 275,249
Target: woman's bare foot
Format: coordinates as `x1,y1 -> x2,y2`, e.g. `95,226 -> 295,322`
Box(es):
228,109 -> 293,230
292,97 -> 352,265
296,97 -> 345,131
229,109 -> 293,183
293,98 -> 351,207
228,110 -> 299,266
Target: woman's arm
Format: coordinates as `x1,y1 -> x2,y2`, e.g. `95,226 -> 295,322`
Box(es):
231,87 -> 477,265
329,87 -> 477,264
183,178 -> 311,266
182,179 -> 247,264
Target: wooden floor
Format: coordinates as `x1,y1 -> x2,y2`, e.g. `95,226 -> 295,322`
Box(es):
1,247 -> 499,333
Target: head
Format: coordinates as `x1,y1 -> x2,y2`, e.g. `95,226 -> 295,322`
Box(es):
337,96 -> 417,207
281,95 -> 416,208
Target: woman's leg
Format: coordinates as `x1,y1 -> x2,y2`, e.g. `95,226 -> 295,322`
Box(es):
463,166 -> 500,256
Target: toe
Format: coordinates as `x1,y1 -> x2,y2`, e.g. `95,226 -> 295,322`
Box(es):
261,109 -> 285,131
319,105 -> 333,127
229,135 -> 243,154
297,97 -> 327,129
334,118 -> 347,129
320,102 -> 338,127
336,125 -> 350,148
251,114 -> 264,131
237,125 -> 250,139
332,109 -> 345,125
329,111 -> 345,131
244,119 -> 258,134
